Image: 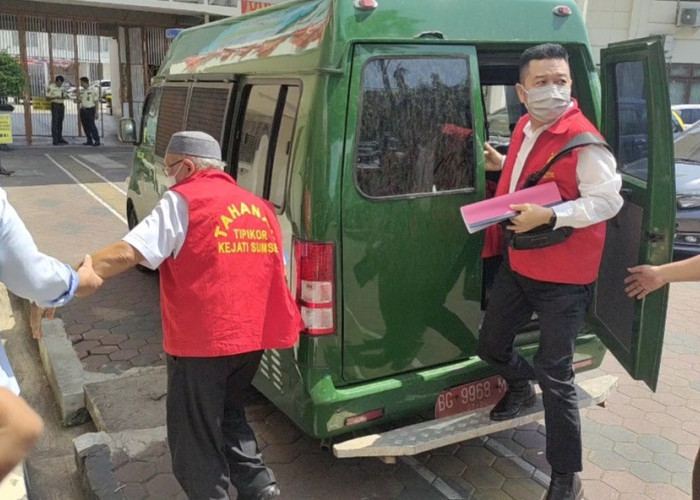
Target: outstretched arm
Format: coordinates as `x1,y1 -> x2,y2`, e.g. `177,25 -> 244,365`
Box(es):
0,191 -> 101,307
625,254 -> 700,299
0,388 -> 43,481
90,241 -> 145,279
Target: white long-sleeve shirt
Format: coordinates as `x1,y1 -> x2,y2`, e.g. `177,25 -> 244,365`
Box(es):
0,188 -> 78,393
506,118 -> 623,229
0,188 -> 77,307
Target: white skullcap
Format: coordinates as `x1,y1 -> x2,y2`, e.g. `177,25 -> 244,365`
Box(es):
166,131 -> 221,161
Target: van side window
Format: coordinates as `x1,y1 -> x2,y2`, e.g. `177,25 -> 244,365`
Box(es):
355,57 -> 475,197
269,87 -> 300,208
235,84 -> 300,208
185,86 -> 231,148
155,86 -> 189,157
141,88 -> 162,146
613,62 -> 648,180
237,85 -> 276,196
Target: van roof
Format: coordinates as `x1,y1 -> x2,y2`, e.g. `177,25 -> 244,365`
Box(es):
157,0 -> 590,79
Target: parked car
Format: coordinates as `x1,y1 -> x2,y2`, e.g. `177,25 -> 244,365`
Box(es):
672,121 -> 700,258
91,80 -> 111,103
672,109 -> 685,138
673,104 -> 700,128
64,81 -> 76,99
620,121 -> 700,259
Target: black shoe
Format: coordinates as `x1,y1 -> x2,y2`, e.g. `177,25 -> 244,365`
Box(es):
83,142 -> 93,146
93,142 -> 101,147
0,168 -> 14,176
59,139 -> 69,144
546,471 -> 583,500
256,483 -> 280,500
489,382 -> 535,421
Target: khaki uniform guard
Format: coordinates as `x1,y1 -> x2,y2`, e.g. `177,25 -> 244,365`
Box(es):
45,76 -> 68,145
77,78 -> 100,146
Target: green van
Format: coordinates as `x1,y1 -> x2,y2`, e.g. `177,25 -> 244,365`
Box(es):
119,0 -> 675,457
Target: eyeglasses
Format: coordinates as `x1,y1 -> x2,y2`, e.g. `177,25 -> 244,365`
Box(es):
162,159 -> 184,176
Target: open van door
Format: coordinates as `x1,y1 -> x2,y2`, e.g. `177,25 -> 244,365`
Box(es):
590,36 -> 675,391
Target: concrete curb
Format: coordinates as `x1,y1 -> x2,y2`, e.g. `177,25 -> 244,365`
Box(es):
74,428 -> 168,500
35,315 -> 89,426
74,433 -> 125,500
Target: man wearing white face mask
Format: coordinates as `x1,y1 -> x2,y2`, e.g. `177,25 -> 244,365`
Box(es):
478,44 -> 623,500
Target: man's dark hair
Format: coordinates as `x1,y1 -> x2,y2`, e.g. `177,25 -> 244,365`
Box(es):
80,76 -> 89,84
519,43 -> 569,81
55,75 -> 64,83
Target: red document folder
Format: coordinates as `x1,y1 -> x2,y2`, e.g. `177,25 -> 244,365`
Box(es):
460,182 -> 562,234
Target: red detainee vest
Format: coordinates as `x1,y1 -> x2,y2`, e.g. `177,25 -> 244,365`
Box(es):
159,169 -> 303,357
483,102 -> 607,285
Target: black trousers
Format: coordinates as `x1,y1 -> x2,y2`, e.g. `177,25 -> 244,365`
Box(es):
477,260 -> 591,473
166,351 -> 275,500
79,107 -> 100,144
50,102 -> 64,143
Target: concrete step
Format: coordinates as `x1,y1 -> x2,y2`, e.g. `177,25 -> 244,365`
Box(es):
84,366 -> 167,433
333,374 -> 619,460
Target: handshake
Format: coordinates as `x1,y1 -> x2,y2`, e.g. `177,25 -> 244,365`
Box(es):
30,254 -> 103,339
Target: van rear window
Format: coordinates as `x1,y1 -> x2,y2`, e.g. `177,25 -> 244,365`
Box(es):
156,86 -> 189,157
355,57 -> 475,197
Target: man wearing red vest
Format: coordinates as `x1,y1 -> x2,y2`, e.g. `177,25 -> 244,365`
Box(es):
478,44 -> 623,500
87,131 -> 303,500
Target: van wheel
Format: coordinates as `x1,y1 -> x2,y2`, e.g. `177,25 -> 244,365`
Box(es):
127,207 -> 154,274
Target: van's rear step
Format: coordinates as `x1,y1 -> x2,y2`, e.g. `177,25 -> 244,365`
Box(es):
333,374 -> 618,460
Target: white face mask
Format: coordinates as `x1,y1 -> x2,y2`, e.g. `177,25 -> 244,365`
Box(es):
522,84 -> 571,124
164,161 -> 184,188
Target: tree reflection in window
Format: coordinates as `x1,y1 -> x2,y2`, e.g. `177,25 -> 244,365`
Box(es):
355,57 -> 475,197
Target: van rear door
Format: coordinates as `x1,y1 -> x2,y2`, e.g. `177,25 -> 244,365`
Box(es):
591,36 -> 675,391
340,44 -> 485,383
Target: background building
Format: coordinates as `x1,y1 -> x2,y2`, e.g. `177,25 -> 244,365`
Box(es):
577,0 -> 700,103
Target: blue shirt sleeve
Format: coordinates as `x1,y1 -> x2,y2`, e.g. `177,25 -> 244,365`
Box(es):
0,188 -> 77,307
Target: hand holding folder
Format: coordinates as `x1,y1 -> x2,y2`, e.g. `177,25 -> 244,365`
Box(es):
460,182 -> 562,234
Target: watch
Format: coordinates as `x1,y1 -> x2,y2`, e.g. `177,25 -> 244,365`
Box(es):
548,212 -> 557,229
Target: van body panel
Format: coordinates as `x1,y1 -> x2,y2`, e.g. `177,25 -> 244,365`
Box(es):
157,0 -> 589,79
128,88 -> 164,227
591,36 -> 674,391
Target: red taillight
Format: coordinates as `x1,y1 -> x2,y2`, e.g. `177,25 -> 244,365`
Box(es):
354,0 -> 378,10
344,408 -> 384,427
293,239 -> 335,335
553,5 -> 572,17
573,357 -> 595,371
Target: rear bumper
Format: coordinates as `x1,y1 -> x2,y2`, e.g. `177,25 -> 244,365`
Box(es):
254,333 -> 606,439
333,374 -> 618,459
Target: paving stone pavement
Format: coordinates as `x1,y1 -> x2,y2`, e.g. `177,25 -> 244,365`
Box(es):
61,269 -> 164,374
4,146 -> 700,499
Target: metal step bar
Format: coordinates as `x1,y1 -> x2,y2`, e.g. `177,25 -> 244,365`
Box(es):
333,374 -> 618,461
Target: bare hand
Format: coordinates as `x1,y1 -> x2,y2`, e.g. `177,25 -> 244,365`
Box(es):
507,203 -> 552,233
29,303 -> 55,339
75,254 -> 103,297
484,142 -> 503,172
624,265 -> 665,299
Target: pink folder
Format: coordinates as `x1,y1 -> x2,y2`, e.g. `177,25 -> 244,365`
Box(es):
461,182 -> 562,234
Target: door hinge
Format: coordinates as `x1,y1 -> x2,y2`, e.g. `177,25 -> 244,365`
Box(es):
645,231 -> 664,243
